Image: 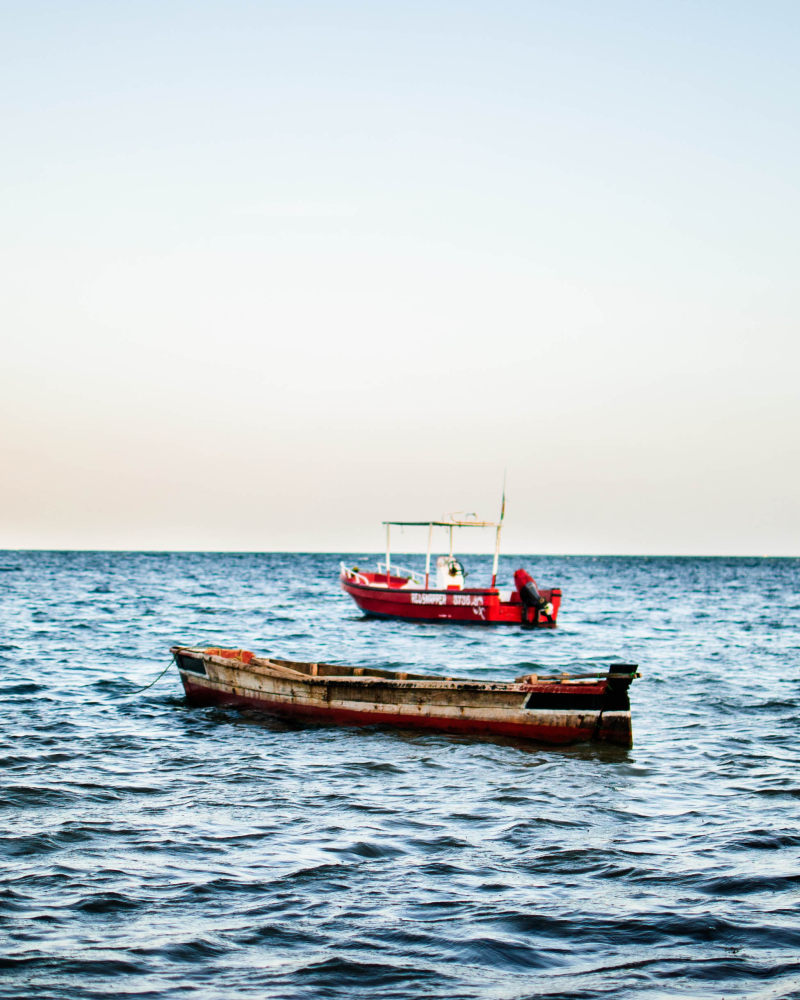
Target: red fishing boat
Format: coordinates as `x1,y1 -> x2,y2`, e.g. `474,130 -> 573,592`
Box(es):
171,647 -> 637,747
340,505 -> 561,627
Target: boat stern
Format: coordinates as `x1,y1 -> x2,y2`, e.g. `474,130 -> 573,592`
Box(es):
595,663 -> 639,747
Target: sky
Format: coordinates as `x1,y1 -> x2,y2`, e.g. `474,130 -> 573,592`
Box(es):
2,1 -> 798,554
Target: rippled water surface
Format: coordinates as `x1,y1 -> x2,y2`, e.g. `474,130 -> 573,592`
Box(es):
1,551 -> 799,999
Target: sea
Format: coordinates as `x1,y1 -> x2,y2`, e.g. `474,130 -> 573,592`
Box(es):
1,551 -> 799,1000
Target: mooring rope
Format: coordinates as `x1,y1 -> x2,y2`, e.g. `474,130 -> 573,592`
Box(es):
128,658 -> 174,695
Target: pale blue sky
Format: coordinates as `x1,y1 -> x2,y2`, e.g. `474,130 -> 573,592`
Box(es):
2,2 -> 798,553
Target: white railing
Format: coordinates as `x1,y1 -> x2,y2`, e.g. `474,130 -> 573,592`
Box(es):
377,561 -> 424,585
339,562 -> 370,585
340,561 -> 425,587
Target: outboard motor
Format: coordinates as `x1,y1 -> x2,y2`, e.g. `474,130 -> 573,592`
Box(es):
514,568 -> 551,625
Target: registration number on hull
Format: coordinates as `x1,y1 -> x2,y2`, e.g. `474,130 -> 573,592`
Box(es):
409,593 -> 485,608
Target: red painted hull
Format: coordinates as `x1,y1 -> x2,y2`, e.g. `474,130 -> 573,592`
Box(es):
180,675 -> 610,743
340,571 -> 561,626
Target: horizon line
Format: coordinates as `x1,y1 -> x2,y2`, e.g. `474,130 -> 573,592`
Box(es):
0,548 -> 796,559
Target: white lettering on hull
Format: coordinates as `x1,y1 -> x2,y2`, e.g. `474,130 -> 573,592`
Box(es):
409,593 -> 485,608
452,594 -> 483,606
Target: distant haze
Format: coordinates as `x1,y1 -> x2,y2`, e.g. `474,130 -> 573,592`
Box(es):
2,2 -> 798,555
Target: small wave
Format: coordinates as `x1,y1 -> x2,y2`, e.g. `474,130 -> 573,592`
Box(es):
297,956 -> 446,988
342,760 -> 405,775
72,891 -> 144,914
234,922 -> 318,947
699,873 -> 800,895
453,933 -> 562,971
3,682 -> 43,695
745,785 -> 800,799
1,784 -> 82,808
144,937 -> 231,961
0,955 -> 143,974
330,839 -> 408,861
0,833 -> 64,857
736,830 -> 800,850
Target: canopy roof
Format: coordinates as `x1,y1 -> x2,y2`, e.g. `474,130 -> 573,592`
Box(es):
382,519 -> 499,529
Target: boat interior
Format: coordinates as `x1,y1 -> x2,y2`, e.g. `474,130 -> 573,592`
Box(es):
266,656 -> 442,682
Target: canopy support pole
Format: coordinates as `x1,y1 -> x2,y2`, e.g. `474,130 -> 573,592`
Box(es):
385,523 -> 391,583
491,523 -> 502,588
425,522 -> 432,588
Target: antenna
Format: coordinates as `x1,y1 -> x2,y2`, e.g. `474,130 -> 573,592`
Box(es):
491,472 -> 506,587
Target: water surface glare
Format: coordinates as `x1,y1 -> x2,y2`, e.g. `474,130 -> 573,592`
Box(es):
1,551 -> 799,999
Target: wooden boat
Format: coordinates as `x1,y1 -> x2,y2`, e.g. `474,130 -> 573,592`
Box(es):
171,646 -> 638,747
340,510 -> 561,627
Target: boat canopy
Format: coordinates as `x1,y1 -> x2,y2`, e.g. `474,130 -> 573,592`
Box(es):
381,519 -> 499,528
381,514 -> 505,587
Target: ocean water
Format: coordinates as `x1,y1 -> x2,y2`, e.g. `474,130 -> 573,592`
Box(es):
1,550 -> 799,1000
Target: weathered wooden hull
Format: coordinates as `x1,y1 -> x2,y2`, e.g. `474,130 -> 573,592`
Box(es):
171,647 -> 636,747
340,572 -> 562,627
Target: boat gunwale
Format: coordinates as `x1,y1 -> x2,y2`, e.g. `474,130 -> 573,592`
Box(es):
340,574 -> 502,597
171,647 -> 635,692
